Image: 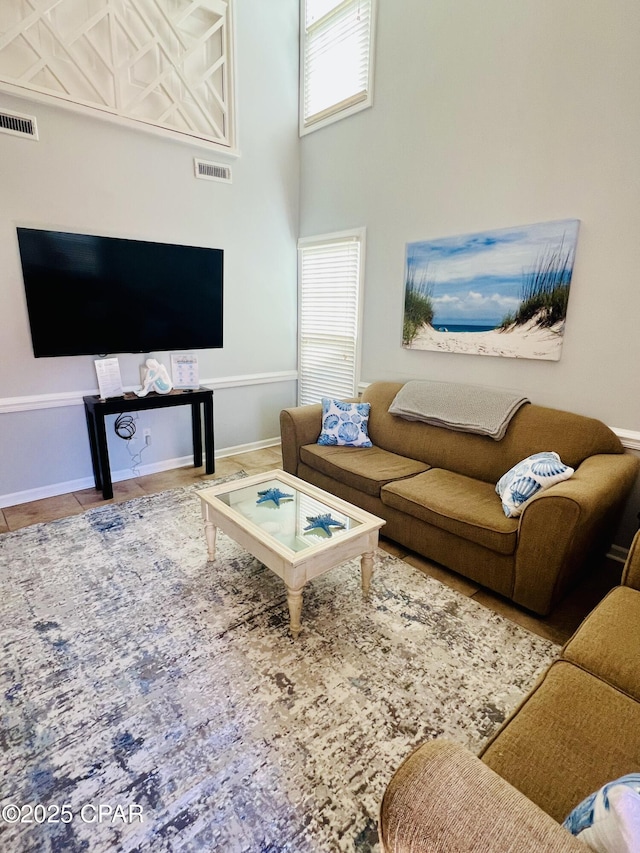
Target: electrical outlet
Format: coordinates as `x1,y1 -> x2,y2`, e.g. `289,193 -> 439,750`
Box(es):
144,428 -> 152,446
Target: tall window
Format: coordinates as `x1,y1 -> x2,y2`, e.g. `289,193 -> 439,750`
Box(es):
297,229 -> 366,405
300,0 -> 376,135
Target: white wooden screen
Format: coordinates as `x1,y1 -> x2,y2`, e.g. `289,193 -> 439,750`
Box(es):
0,0 -> 235,149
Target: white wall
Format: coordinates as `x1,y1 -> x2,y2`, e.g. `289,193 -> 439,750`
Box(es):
0,0 -> 300,503
299,0 -> 640,547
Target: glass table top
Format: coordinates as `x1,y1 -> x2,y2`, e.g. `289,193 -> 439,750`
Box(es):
215,477 -> 363,553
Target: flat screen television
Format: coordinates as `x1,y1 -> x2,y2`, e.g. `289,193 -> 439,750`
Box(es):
17,228 -> 224,357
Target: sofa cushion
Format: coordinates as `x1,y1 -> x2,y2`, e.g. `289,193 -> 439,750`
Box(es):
299,443 -> 429,497
562,586 -> 640,703
381,469 -> 519,555
481,661 -> 640,824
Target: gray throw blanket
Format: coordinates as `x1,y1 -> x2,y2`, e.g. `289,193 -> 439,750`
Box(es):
388,380 -> 530,440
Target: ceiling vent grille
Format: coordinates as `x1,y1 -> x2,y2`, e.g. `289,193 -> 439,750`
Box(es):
0,109 -> 38,140
194,158 -> 232,183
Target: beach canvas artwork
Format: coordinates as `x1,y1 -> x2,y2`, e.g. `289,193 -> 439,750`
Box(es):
402,219 -> 580,360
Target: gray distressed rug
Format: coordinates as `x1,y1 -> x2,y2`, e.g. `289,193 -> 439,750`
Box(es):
0,476 -> 559,852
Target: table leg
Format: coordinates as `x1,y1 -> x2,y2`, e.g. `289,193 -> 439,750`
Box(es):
203,393 -> 215,475
192,401 -> 203,468
95,412 -> 112,500
360,551 -> 375,596
204,520 -> 217,561
84,406 -> 102,490
286,586 -> 303,639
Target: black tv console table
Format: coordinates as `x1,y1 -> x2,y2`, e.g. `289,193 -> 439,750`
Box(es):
83,387 -> 214,500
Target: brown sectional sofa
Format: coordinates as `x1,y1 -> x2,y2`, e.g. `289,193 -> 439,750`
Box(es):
378,530 -> 640,852
280,381 -> 639,615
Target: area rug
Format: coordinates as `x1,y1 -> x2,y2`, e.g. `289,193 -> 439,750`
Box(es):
0,476 -> 559,853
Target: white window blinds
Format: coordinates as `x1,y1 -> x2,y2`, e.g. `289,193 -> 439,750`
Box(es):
301,0 -> 375,133
298,231 -> 365,406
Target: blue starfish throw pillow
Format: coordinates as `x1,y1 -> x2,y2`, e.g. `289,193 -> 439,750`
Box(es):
317,398 -> 373,447
563,773 -> 640,852
496,451 -> 574,518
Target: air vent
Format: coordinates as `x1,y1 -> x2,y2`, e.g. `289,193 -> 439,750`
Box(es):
194,158 -> 232,183
0,109 -> 38,140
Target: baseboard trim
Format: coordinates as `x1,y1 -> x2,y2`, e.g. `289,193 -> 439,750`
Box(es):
613,429 -> 640,452
215,436 -> 281,458
0,437 -> 280,509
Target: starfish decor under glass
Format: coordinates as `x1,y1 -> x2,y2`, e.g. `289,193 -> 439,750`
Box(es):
256,487 -> 294,508
303,514 -> 346,537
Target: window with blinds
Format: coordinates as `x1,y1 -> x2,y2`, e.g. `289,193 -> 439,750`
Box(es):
300,0 -> 376,135
297,230 -> 365,406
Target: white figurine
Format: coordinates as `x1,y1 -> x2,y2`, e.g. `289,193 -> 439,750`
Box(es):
135,358 -> 173,396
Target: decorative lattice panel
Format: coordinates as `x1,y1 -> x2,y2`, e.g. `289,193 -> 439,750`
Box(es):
0,0 -> 235,148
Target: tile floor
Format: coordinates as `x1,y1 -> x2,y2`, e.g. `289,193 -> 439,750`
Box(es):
0,444 -> 622,645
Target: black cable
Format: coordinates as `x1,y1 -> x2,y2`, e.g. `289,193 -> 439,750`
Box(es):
114,412 -> 149,476
114,413 -> 136,440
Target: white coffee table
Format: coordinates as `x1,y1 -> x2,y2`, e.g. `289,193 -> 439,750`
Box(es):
199,469 -> 385,638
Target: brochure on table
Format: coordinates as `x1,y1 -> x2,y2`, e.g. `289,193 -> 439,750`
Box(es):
94,358 -> 124,399
171,353 -> 199,389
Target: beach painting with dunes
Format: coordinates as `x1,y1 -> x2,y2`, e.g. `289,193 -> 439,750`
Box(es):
402,219 -> 580,360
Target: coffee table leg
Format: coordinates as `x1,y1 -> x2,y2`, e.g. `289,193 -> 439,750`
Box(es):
361,551 -> 375,596
204,520 -> 217,561
286,586 -> 303,639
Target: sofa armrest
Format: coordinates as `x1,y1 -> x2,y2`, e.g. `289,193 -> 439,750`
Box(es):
279,403 -> 323,475
379,740 -> 584,853
622,529 -> 640,590
513,452 -> 640,614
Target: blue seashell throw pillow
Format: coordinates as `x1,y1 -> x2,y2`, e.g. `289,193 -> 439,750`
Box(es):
563,773 -> 640,852
496,451 -> 574,517
317,398 -> 373,448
